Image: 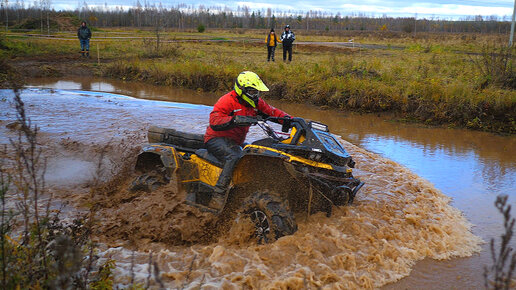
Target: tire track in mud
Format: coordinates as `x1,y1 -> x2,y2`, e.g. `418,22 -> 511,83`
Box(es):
0,88 -> 482,288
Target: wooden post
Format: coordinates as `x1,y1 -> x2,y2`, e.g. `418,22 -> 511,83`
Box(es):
510,0 -> 516,46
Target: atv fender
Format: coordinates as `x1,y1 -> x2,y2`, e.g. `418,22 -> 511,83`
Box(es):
231,154 -> 298,186
134,144 -> 180,175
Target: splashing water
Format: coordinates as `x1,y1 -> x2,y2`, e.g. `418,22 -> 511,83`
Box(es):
0,87 -> 483,288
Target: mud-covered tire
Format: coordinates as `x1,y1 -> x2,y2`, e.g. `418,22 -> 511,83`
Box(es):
130,170 -> 167,192
241,190 -> 297,244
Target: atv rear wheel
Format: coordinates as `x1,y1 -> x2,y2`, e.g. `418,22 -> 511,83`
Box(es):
241,191 -> 297,244
130,170 -> 168,192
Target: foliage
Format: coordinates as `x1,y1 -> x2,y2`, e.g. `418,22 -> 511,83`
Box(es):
484,195 -> 516,289
197,24 -> 206,33
472,44 -> 516,90
140,38 -> 183,59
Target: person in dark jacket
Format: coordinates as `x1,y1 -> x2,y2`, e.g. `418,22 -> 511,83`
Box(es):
265,28 -> 281,62
205,71 -> 291,207
280,24 -> 295,62
77,21 -> 92,57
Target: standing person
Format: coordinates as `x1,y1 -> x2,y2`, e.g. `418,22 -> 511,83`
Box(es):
204,71 -> 291,207
265,28 -> 281,62
77,21 -> 92,58
280,24 -> 295,62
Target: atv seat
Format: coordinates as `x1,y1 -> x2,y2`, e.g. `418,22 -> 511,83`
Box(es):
195,149 -> 224,167
148,126 -> 205,152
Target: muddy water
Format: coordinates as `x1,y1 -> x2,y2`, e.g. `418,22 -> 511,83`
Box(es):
1,77 -> 514,288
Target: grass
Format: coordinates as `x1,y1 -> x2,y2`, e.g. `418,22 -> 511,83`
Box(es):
1,29 -> 515,134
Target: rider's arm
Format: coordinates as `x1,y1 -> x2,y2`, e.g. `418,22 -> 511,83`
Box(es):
209,106 -> 235,131
256,98 -> 290,121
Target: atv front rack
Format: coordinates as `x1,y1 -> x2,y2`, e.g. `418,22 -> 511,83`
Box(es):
305,172 -> 364,217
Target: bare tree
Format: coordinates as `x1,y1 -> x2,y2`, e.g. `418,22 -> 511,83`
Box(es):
3,0 -> 8,32
43,0 -> 50,34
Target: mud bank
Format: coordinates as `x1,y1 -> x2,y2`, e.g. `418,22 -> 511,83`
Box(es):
0,87 -> 483,288
2,55 -> 101,87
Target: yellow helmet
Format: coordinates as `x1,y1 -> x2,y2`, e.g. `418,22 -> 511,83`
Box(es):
234,71 -> 269,108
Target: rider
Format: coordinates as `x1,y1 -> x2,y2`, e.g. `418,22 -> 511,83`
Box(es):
204,71 -> 291,206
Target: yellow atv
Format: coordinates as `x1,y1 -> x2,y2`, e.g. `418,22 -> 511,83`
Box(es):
131,117 -> 364,243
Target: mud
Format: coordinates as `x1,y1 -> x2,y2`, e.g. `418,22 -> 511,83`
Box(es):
4,55 -> 100,86
0,86 -> 485,288
91,139 -> 482,289
92,177 -> 219,245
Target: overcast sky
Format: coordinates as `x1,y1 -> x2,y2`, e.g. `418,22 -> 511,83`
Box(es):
44,0 -> 514,20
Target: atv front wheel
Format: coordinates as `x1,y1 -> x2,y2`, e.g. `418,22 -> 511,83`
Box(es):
241,191 -> 297,244
130,170 -> 168,192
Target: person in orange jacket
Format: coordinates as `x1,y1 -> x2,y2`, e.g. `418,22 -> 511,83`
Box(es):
265,28 -> 281,62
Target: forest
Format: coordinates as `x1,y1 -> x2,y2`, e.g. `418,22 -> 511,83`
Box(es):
0,1 -> 512,34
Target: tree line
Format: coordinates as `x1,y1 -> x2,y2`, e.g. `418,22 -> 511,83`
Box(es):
0,1 -> 512,34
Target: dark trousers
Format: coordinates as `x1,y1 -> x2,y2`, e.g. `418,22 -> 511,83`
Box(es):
283,45 -> 293,61
80,39 -> 90,52
267,46 -> 276,61
205,137 -> 243,190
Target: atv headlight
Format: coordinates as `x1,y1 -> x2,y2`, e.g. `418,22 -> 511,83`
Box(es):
309,121 -> 329,132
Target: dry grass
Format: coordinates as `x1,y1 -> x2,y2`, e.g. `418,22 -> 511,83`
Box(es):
2,29 -> 516,133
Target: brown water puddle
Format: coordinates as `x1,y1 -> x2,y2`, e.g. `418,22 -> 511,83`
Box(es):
1,77 -> 514,288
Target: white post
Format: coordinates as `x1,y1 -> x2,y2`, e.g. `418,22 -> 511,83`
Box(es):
510,0 -> 516,46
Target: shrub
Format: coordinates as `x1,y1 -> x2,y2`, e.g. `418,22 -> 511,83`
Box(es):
484,195 -> 516,289
197,24 -> 206,33
472,44 -> 516,89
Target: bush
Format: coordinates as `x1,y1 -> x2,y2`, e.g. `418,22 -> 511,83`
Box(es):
472,44 -> 516,89
197,24 -> 206,33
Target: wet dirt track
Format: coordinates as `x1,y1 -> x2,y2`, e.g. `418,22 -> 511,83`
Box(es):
1,78 -> 514,288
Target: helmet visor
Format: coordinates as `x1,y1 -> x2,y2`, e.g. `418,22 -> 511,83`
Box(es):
243,88 -> 260,107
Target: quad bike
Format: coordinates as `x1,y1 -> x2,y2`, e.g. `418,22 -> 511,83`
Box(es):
131,117 -> 364,243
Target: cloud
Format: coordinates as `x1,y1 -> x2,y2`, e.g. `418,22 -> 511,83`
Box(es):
338,3 -> 512,17
47,0 -> 515,18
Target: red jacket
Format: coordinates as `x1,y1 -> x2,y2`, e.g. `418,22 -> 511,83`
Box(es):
204,90 -> 289,145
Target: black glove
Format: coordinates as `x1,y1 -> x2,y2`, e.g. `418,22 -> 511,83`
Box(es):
233,115 -> 260,126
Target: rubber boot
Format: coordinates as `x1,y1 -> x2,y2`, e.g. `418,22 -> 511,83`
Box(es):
208,161 -> 234,209
209,187 -> 226,209
86,51 -> 90,58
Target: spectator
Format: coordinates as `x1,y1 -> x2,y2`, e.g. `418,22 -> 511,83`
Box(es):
280,25 -> 295,62
265,28 -> 281,62
77,21 -> 92,58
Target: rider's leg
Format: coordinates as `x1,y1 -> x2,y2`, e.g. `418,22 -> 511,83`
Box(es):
205,137 -> 243,193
